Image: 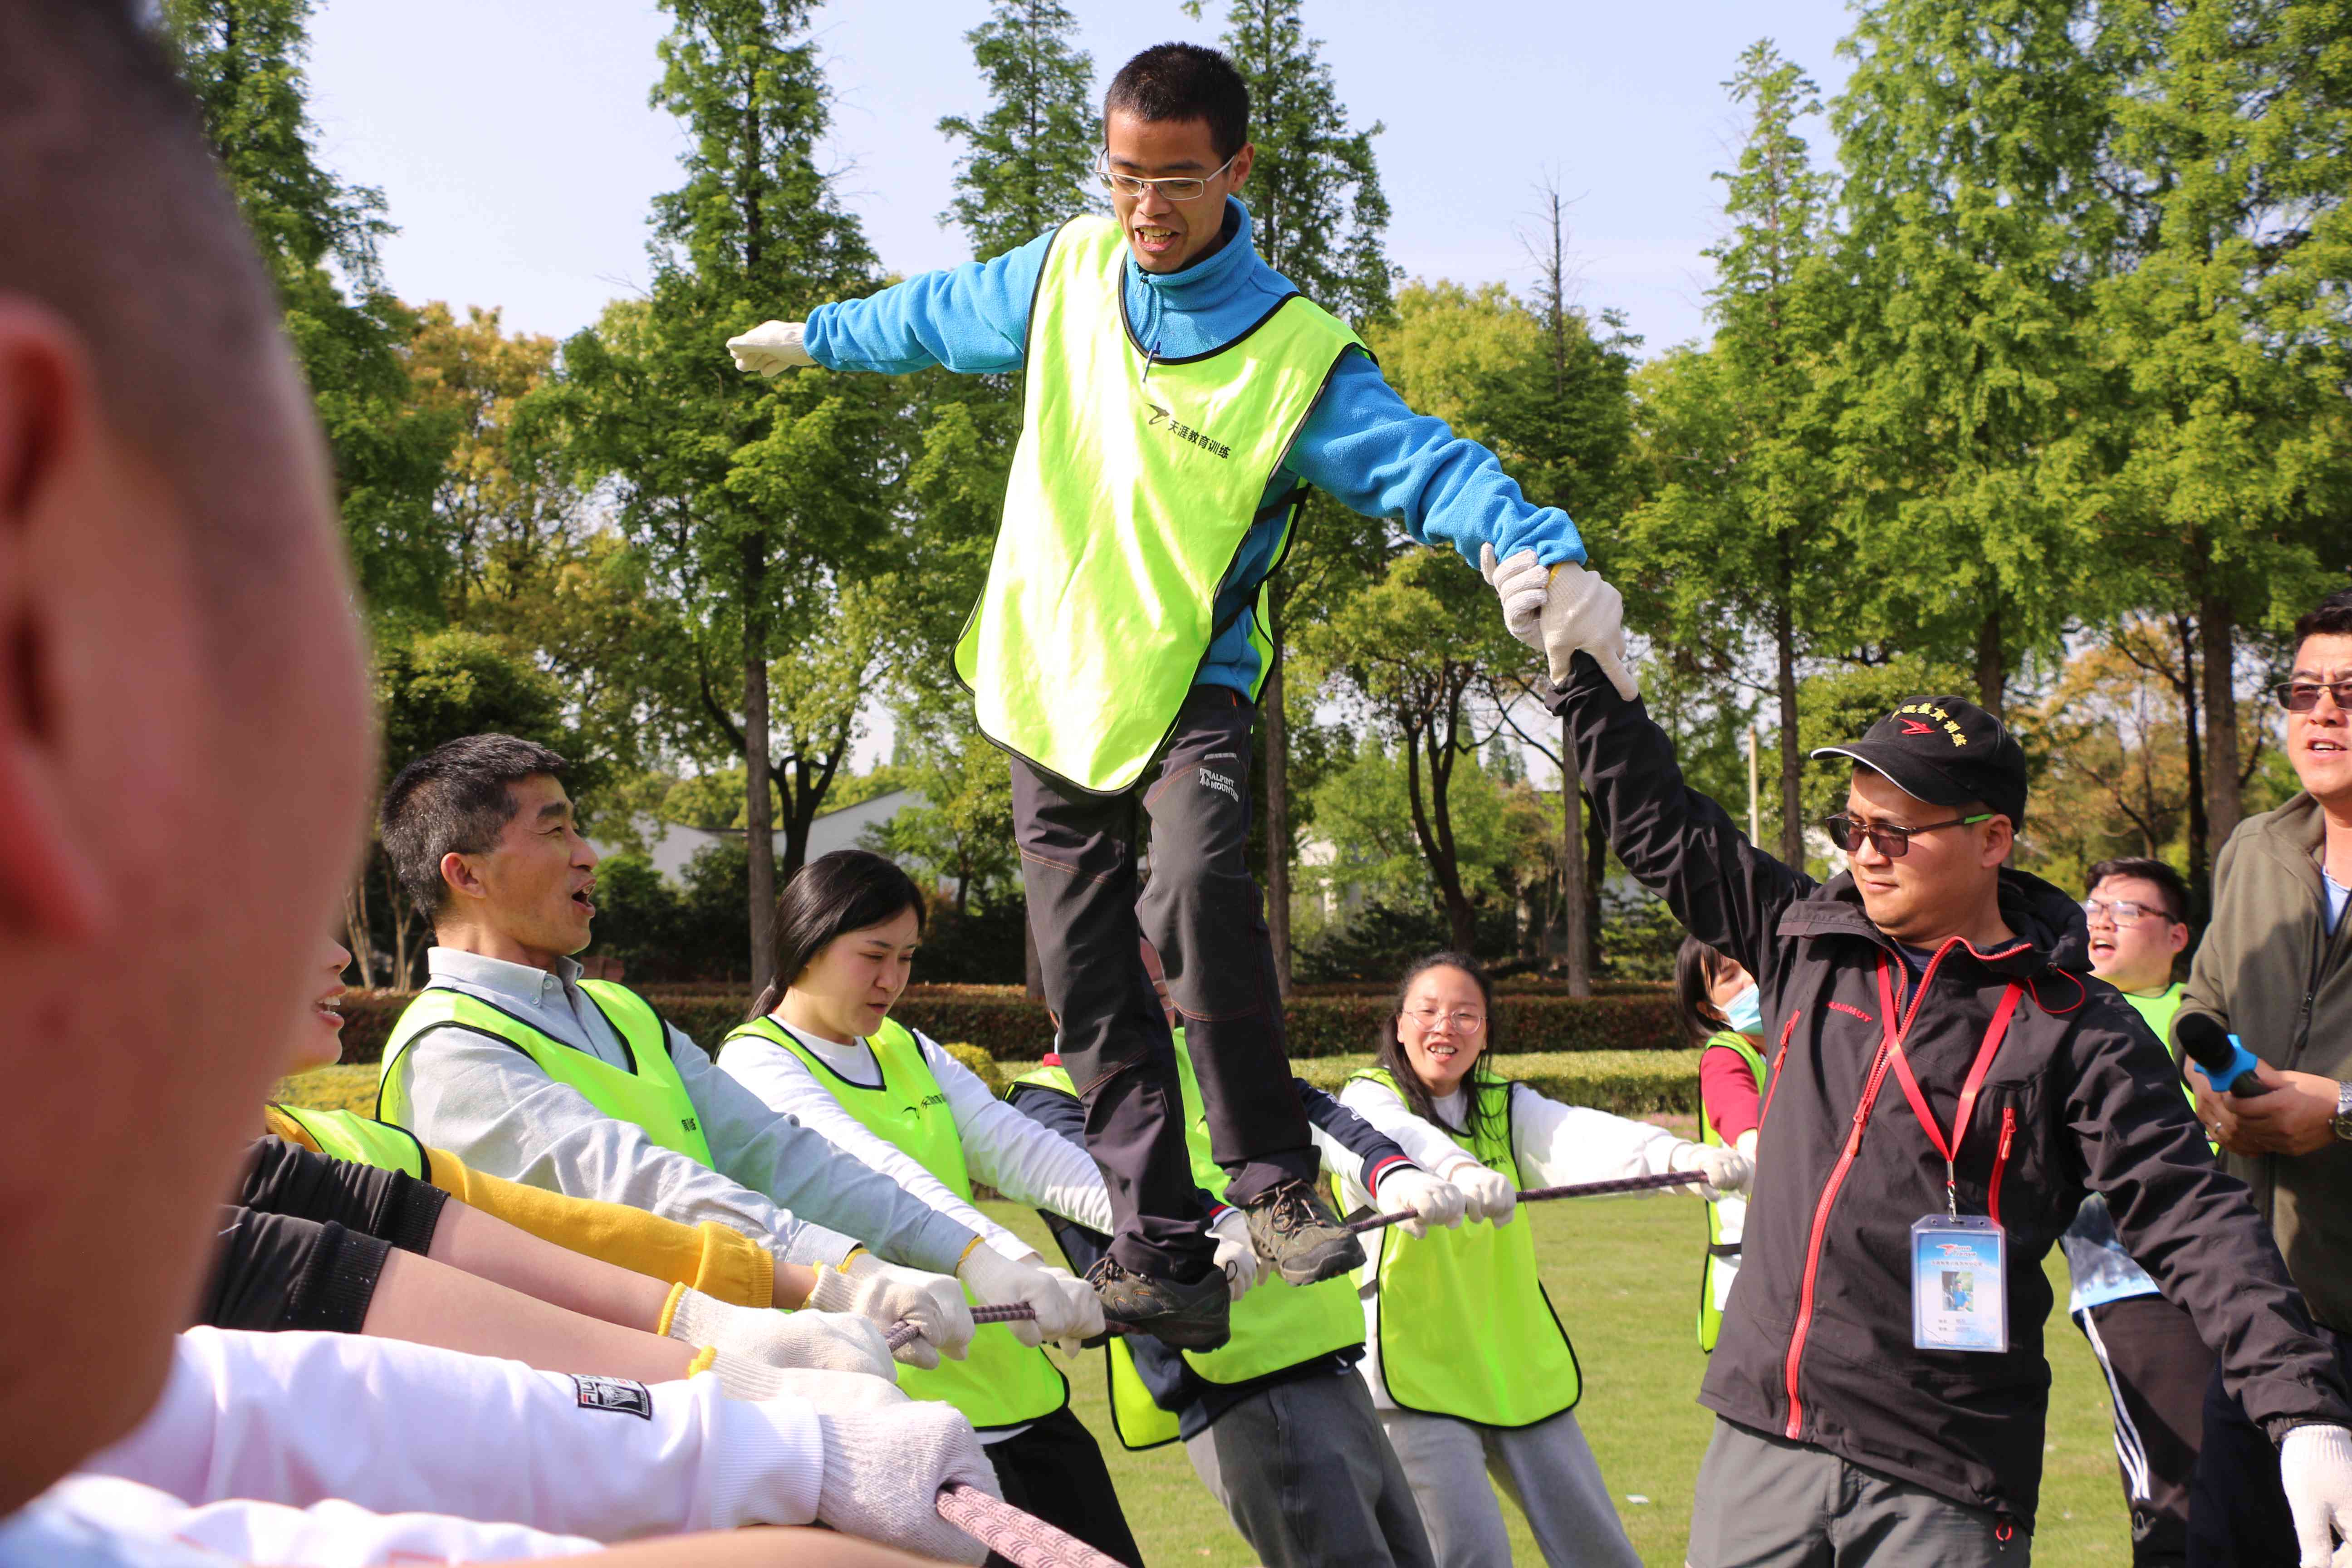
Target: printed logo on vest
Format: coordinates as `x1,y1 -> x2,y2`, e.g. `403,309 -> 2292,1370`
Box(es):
572,1375 -> 654,1420
1144,399 -> 1233,460
681,1117 -> 699,1133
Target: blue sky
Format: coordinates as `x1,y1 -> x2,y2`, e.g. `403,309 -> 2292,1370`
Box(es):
304,0 -> 1856,357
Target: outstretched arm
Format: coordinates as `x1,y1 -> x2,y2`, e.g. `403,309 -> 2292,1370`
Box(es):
799,232 -> 1054,376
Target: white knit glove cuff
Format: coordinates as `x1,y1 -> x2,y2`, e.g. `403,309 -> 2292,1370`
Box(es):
665,1285 -> 896,1380
2280,1422 -> 2352,1568
815,1407 -> 997,1566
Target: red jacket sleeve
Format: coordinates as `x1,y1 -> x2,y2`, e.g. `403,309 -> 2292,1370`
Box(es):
1700,1044 -> 1763,1144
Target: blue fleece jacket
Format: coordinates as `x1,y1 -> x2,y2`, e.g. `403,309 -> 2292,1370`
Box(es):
804,199 -> 1583,695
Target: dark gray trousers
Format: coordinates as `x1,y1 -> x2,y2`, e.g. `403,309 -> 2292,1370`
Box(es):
1012,684 -> 1315,1277
1686,1419 -> 2030,1567
1184,1367 -> 1437,1568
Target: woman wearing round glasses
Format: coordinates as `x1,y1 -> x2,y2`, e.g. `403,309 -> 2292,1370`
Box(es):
1334,952 -> 1749,1568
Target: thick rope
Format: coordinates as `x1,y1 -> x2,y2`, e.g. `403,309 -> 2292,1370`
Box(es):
883,1169 -> 1709,1350
936,1482 -> 1126,1568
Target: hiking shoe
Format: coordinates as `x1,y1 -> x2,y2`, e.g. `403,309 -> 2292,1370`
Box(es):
1084,1254 -> 1230,1352
1241,1178 -> 1367,1286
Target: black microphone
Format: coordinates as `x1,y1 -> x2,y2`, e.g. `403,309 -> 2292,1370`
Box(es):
2175,1012 -> 2270,1097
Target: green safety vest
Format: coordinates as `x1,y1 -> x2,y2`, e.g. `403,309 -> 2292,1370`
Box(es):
1696,1030 -> 1768,1353
271,1102 -> 430,1181
1013,1032 -> 1365,1452
729,1015 -> 1068,1431
953,214 -> 1367,794
1348,1069 -> 1581,1428
377,980 -> 715,1167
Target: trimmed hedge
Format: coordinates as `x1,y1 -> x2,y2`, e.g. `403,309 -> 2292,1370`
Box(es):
328,983 -> 1681,1065
276,1048 -> 1699,1123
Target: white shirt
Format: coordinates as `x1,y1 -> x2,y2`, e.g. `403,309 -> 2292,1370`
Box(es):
82,1329 -> 823,1542
0,1475 -> 599,1565
389,949 -> 979,1271
718,1020 -> 1116,1254
1335,1075 -> 1695,1409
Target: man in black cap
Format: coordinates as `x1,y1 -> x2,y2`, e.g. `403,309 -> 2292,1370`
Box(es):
1506,583 -> 2352,1566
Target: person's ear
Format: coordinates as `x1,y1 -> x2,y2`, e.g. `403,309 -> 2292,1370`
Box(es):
1227,142 -> 1254,188
1979,815 -> 2014,868
439,850 -> 490,904
2168,918 -> 2190,956
0,299 -> 108,940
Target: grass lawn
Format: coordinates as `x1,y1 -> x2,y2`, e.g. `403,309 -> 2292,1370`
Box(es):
275,1064 -> 2134,1566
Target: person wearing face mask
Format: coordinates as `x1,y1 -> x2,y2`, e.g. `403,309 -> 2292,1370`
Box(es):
1677,936 -> 1768,1353
1336,952 -> 1751,1568
713,851 -> 1134,1566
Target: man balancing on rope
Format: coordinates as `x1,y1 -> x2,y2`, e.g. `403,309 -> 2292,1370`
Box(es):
725,42 -> 1592,1345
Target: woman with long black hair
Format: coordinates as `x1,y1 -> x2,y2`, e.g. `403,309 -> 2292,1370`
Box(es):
1336,951 -> 1751,1568
715,850 -> 1142,1566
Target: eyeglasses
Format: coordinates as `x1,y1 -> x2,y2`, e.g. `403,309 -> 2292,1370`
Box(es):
1821,812 -> 1994,858
2274,680 -> 2352,713
2080,897 -> 2176,929
1093,147 -> 1239,203
1403,1006 -> 1485,1034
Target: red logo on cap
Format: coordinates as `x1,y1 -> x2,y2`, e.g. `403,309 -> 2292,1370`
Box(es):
1897,718 -> 1936,736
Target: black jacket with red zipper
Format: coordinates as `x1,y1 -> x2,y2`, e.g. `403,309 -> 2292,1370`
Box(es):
1548,653 -> 2351,1528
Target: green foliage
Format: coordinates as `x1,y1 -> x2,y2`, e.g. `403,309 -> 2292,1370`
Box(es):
936,0 -> 1099,260
373,626 -> 573,780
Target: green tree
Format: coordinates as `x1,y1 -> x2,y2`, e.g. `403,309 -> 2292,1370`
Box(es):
157,0 -> 453,628
2088,0 -> 2352,873
1830,0 -> 2122,715
561,0 -> 908,992
937,0 -> 1098,261
1187,0 -> 1398,992
1622,42 -> 1843,873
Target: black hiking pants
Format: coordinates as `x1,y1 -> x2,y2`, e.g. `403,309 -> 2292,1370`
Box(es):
1011,683 -> 1315,1279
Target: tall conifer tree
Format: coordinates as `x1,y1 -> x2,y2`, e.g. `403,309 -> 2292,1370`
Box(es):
937,0 -> 1098,261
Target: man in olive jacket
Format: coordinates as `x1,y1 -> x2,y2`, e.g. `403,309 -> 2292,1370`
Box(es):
1517,588 -> 2352,1563
2180,588 -> 2352,1567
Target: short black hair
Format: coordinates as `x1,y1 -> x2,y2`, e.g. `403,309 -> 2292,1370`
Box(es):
381,735 -> 570,915
2292,588 -> 2352,662
1104,43 -> 1250,162
0,2 -> 293,616
2085,857 -> 2189,925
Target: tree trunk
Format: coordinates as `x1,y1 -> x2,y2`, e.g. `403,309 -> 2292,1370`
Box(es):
1262,632 -> 1294,997
1975,606 -> 2005,717
2198,591 -> 2243,853
2176,614 -> 2210,913
1560,715 -> 1591,998
742,549 -> 778,997
1775,587 -> 1805,867
343,875 -> 375,990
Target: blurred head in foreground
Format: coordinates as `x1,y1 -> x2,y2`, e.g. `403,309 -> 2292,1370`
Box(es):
0,0 -> 372,1509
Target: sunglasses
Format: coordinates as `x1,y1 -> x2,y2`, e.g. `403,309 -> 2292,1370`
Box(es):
1822,812 -> 1994,858
2274,680 -> 2352,713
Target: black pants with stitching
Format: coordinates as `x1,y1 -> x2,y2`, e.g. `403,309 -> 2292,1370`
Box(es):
1012,683 -> 1315,1278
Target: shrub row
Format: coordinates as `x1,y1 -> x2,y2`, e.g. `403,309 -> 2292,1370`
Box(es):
329,985 -> 1683,1065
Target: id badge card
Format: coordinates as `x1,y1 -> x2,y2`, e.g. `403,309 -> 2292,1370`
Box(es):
1911,1215 -> 2007,1353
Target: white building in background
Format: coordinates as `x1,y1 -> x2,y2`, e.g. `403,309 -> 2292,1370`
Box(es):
590,787 -> 926,886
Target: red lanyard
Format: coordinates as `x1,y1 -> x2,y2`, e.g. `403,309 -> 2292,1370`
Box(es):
1876,957 -> 2024,1219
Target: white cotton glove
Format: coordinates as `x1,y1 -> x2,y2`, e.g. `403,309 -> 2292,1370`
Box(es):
1209,1207 -> 1261,1301
662,1286 -> 896,1381
814,1403 -> 999,1566
705,1358 -> 909,1411
2282,1424 -> 2352,1568
1375,1167 -> 1469,1240
1480,544 -> 1552,643
957,1243 -> 1104,1353
806,1252 -> 975,1371
1446,1158 -> 1518,1228
725,319 -> 814,376
1670,1141 -> 1754,1201
1735,1128 -> 1759,1163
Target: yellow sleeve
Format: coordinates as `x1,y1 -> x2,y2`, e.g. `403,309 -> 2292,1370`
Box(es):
261,1104 -> 321,1153
420,1147 -> 775,1309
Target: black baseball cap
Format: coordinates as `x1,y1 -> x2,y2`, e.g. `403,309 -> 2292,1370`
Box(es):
1811,695 -> 2028,827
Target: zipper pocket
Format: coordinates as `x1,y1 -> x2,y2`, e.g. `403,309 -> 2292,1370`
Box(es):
1988,1107 -> 2016,1228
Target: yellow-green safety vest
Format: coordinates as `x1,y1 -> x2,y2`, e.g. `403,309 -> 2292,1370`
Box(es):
1696,1029 -> 1767,1352
728,1015 -> 1068,1431
1014,1031 -> 1365,1452
953,213 -> 1367,794
1349,1069 -> 1581,1428
271,1102 -> 431,1181
377,981 -> 715,1166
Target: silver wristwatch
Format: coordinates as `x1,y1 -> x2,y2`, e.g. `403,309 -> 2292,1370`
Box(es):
2334,1081 -> 2352,1142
